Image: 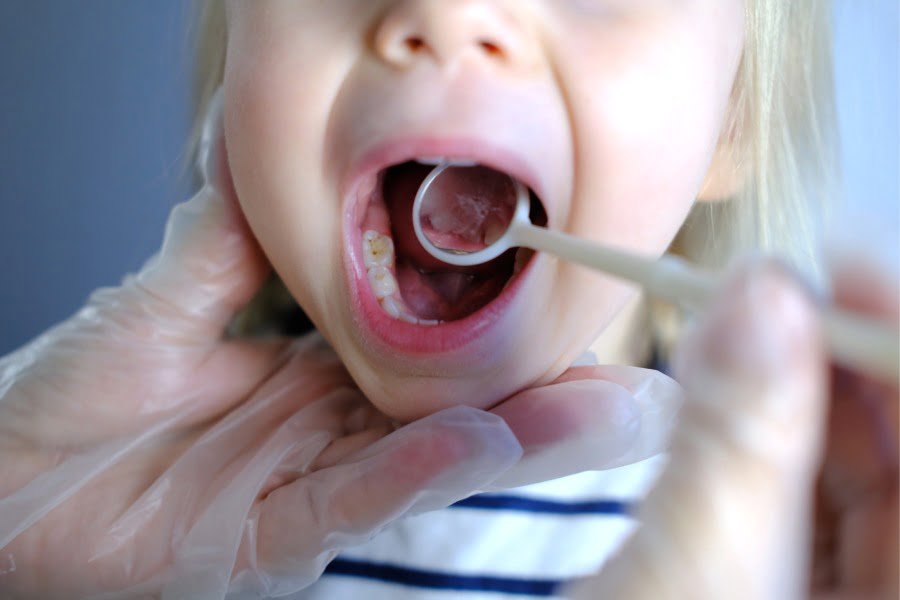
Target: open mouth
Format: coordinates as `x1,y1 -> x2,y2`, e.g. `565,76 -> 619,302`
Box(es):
353,160 -> 547,326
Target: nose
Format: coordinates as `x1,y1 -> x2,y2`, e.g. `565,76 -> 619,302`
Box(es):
373,0 -> 537,71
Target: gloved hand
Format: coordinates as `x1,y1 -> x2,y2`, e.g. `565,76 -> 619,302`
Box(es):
0,91 -> 681,600
570,257 -> 898,600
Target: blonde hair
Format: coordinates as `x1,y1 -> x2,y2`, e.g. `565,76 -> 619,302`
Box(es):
191,2 -> 836,339
680,2 -> 837,275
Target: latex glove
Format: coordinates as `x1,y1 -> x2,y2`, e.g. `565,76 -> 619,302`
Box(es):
0,91 -> 681,599
570,257 -> 898,600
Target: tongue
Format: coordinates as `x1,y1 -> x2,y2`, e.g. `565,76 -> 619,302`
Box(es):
395,263 -> 509,321
385,163 -> 517,271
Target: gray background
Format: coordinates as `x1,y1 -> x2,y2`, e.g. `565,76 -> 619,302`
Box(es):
1,2 -> 897,355
0,2 -> 193,354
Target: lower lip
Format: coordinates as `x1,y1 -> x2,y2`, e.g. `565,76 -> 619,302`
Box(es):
342,223 -> 534,357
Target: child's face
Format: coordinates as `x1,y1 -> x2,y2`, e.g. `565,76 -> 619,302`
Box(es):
223,1 -> 744,421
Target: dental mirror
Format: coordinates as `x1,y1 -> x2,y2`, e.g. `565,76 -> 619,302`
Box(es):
412,161 -> 900,384
412,161 -> 534,267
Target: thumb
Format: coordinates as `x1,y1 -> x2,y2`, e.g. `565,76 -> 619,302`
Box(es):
126,88 -> 269,341
571,260 -> 827,600
487,365 -> 682,490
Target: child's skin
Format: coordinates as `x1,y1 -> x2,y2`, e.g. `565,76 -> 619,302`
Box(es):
222,0 -> 744,421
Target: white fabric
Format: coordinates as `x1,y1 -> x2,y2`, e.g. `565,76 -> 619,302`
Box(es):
293,456 -> 666,599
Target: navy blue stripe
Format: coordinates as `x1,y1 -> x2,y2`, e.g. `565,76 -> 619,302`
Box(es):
323,557 -> 563,596
450,494 -> 632,516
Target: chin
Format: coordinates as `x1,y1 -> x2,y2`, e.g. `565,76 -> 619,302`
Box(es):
349,350 -> 544,422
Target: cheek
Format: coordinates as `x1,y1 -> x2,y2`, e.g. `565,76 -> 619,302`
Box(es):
542,10 -> 743,353
559,15 -> 742,254
222,36 -> 349,319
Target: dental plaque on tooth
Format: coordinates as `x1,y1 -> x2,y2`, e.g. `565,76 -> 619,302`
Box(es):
360,159 -> 545,326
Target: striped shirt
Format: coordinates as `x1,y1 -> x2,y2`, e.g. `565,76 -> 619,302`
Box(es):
292,456 -> 666,599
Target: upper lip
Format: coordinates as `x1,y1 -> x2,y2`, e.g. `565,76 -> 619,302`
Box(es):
342,136 -> 554,228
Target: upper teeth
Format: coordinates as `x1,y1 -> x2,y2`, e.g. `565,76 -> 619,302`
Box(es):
415,157 -> 478,167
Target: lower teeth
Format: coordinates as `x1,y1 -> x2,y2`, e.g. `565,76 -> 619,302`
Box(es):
380,295 -> 403,318
364,229 -> 443,326
362,229 -> 524,326
398,312 -> 418,324
368,266 -> 398,298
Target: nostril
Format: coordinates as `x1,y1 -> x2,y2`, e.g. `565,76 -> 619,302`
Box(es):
478,40 -> 504,58
405,36 -> 427,52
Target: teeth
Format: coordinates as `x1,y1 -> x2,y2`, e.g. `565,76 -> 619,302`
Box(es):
362,230 -> 444,327
380,295 -> 402,319
416,157 -> 478,167
368,266 -> 398,299
363,230 -> 395,268
380,295 -> 442,326
398,312 -> 419,324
